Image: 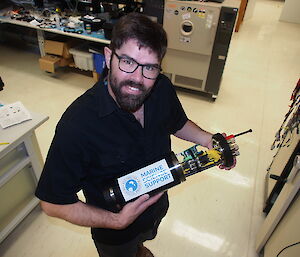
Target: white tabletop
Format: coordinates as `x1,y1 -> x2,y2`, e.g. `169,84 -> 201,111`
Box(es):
0,111 -> 48,156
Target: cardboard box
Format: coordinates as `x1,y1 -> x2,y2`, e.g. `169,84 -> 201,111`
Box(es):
58,58 -> 73,67
39,55 -> 61,73
44,40 -> 74,59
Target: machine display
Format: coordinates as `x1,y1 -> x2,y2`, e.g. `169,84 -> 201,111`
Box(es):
103,129 -> 252,210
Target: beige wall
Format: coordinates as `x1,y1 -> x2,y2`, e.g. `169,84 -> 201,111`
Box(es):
280,0 -> 300,24
244,0 -> 257,20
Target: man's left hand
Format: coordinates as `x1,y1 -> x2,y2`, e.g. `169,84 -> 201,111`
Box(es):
219,157 -> 236,170
218,132 -> 237,170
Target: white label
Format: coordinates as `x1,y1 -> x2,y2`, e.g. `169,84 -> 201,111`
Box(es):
118,159 -> 174,202
206,14 -> 213,29
180,36 -> 191,43
182,13 -> 191,20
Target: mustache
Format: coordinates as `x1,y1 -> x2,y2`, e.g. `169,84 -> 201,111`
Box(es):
119,80 -> 145,91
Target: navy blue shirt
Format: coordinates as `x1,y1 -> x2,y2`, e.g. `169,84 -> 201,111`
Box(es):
35,74 -> 188,244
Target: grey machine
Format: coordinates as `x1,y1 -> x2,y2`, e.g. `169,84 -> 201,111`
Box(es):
162,0 -> 238,99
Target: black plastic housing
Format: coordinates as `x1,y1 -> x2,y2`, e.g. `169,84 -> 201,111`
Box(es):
103,152 -> 185,209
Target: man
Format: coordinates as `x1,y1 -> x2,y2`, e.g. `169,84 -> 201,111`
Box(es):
35,13 -> 219,257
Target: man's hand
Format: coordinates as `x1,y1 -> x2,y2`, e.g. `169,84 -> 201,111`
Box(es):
219,157 -> 236,170
218,133 -> 237,170
113,192 -> 164,230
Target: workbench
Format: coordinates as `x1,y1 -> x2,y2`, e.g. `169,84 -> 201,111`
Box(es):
0,10 -> 110,57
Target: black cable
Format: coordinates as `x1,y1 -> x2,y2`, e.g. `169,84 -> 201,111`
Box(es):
276,241 -> 300,257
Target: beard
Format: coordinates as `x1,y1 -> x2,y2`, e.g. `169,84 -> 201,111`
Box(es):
109,71 -> 152,112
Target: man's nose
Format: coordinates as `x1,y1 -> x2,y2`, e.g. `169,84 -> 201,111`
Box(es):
131,65 -> 144,82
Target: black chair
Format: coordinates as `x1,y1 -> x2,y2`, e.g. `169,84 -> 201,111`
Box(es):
0,77 -> 4,91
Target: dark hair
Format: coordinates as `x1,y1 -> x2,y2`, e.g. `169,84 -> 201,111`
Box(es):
109,12 -> 168,61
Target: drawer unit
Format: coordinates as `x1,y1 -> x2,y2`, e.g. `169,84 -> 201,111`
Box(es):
0,143 -> 28,178
0,137 -> 42,243
0,111 -> 48,243
0,163 -> 37,232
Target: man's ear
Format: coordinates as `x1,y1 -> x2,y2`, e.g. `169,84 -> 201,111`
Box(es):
104,47 -> 112,69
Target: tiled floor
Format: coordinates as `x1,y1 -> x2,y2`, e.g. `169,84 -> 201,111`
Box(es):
0,0 -> 299,256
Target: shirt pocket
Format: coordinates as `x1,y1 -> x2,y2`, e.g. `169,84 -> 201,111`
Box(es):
95,137 -> 146,178
97,152 -> 127,179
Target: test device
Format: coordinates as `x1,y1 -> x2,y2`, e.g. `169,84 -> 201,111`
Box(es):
162,0 -> 238,99
103,129 -> 252,210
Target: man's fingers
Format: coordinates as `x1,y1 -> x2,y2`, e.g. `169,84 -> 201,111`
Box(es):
144,192 -> 164,206
133,194 -> 150,205
133,192 -> 164,213
225,157 -> 237,170
117,192 -> 164,229
219,157 -> 236,170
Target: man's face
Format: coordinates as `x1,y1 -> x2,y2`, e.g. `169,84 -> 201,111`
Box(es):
104,39 -> 160,112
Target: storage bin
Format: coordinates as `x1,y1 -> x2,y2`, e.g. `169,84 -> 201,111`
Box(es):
93,53 -> 105,74
69,47 -> 94,71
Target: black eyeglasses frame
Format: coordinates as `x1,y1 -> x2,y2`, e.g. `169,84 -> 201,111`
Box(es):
113,52 -> 161,80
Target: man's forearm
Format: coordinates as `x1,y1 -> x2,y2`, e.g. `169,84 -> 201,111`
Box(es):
40,192 -> 163,230
174,120 -> 213,148
40,200 -> 121,229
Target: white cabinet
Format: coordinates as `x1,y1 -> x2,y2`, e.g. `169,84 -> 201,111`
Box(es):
0,112 -> 48,243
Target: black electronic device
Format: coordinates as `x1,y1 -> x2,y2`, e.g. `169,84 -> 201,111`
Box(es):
8,0 -> 66,9
80,16 -> 105,31
0,0 -> 10,9
103,130 -> 252,211
143,0 -> 164,24
76,0 -> 101,14
0,77 -> 4,91
33,0 -> 43,8
75,0 -> 143,14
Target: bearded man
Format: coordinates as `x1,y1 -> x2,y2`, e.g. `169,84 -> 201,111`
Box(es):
36,12 -> 215,257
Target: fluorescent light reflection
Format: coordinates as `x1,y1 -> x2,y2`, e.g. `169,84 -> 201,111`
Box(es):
172,220 -> 224,252
208,170 -> 252,188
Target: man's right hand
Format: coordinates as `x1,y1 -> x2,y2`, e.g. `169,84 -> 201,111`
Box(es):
113,192 -> 164,230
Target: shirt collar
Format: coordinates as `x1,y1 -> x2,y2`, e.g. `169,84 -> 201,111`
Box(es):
97,78 -> 119,118
97,74 -> 163,118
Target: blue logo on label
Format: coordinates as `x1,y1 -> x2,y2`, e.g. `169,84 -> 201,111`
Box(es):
125,179 -> 138,192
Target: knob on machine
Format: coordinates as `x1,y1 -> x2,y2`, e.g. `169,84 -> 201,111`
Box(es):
103,129 -> 252,210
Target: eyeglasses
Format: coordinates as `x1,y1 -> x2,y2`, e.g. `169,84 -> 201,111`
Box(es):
113,52 -> 161,80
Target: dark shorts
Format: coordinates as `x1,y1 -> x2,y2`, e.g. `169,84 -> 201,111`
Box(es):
93,228 -> 154,257
93,193 -> 169,256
